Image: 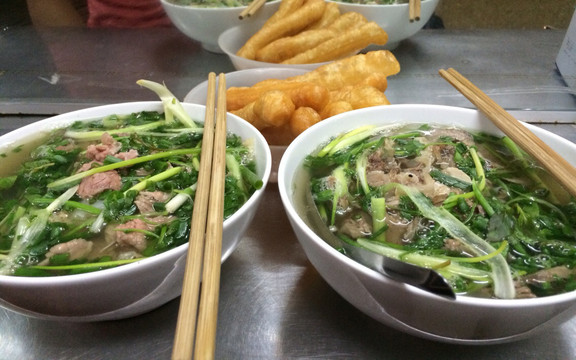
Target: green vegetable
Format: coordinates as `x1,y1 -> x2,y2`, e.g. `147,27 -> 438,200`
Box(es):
136,79 -> 197,128
383,183 -> 515,299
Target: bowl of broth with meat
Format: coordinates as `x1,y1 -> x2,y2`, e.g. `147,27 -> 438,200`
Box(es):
278,104 -> 576,344
0,101 -> 271,321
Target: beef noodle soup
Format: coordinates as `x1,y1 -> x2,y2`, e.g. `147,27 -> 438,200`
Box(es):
0,110 -> 262,277
298,123 -> 576,299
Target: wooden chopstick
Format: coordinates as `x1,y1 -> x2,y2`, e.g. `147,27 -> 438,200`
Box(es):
409,0 -> 421,22
439,68 -> 576,198
239,0 -> 267,19
414,0 -> 421,21
172,72 -> 227,360
193,72 -> 227,360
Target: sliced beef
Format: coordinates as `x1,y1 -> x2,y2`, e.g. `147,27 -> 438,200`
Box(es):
524,266 -> 576,285
77,161 -> 99,173
110,218 -> 150,252
134,191 -> 171,214
77,170 -> 122,199
339,212 -> 372,239
44,238 -> 93,261
384,211 -> 418,245
366,169 -> 390,188
86,132 -> 122,161
115,149 -> 139,161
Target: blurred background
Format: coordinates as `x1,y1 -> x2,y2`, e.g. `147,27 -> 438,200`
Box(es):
435,0 -> 574,29
2,0 -> 575,29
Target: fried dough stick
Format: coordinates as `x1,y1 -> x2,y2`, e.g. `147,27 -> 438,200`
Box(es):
263,0 -> 305,27
237,0 -> 326,60
231,90 -> 295,129
286,50 -> 400,90
288,83 -> 330,111
255,12 -> 368,63
282,21 -> 389,64
255,29 -> 336,63
290,106 -> 322,136
329,85 -> 391,109
227,50 -> 397,110
358,73 -> 389,92
305,1 -> 340,30
318,84 -> 390,119
227,82 -> 329,111
320,101 -> 353,119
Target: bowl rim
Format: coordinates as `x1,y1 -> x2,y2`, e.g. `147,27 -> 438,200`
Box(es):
0,101 -> 272,284
278,103 -> 576,308
325,0 -> 438,8
160,0 -> 280,9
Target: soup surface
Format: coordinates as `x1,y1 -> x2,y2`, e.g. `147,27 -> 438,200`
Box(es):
300,123 -> 576,299
0,111 -> 261,276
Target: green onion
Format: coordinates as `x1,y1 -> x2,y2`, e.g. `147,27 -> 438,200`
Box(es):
47,148 -> 200,190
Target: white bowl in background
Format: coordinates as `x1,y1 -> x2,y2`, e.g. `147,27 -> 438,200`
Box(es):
327,0 -> 440,49
278,104 -> 576,344
161,0 -> 281,53
0,102 -> 271,321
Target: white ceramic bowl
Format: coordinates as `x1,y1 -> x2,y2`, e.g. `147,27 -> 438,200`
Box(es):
0,102 -> 272,322
278,104 -> 576,344
185,67 -> 307,181
161,0 -> 281,53
327,0 -> 440,49
218,24 -> 336,70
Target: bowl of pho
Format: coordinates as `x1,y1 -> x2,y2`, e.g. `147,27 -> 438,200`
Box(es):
278,104 -> 576,344
0,90 -> 272,321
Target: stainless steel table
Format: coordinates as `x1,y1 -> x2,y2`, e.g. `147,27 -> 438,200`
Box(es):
1,25 -> 576,359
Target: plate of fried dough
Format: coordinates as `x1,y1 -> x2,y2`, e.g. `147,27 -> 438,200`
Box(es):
218,0 -> 392,70
185,51 -> 400,181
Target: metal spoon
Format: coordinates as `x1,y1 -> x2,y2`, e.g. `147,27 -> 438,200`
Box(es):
339,240 -> 456,299
302,191 -> 456,300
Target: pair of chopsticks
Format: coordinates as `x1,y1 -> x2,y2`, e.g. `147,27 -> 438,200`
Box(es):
239,0 -> 267,19
409,0 -> 421,22
172,72 -> 227,360
439,68 -> 576,198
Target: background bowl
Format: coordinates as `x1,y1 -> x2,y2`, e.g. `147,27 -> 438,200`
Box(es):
218,24 -> 337,70
161,0 -> 281,53
0,101 -> 272,321
185,67 -> 308,181
327,0 -> 440,49
278,104 -> 576,344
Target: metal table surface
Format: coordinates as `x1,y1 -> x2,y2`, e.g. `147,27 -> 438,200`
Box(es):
1,25 -> 576,359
